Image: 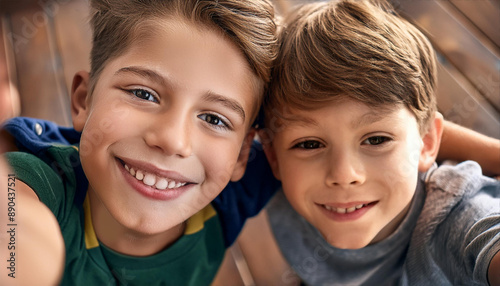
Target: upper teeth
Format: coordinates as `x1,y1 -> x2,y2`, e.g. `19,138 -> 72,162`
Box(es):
323,204 -> 365,214
125,164 -> 186,190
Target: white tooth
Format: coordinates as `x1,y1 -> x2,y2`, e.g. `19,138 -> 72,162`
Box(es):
175,182 -> 182,188
130,168 -> 136,176
167,180 -> 176,189
355,204 -> 364,209
135,170 -> 144,181
324,205 -> 332,211
124,164 -> 130,171
336,208 -> 347,214
346,206 -> 356,213
155,178 -> 168,190
143,173 -> 156,186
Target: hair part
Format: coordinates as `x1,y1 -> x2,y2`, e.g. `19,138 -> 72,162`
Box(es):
265,0 -> 437,134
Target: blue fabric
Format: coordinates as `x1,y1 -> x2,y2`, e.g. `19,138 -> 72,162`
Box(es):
212,141 -> 280,246
2,117 -> 281,247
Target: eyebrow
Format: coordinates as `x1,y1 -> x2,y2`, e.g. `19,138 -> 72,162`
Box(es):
203,92 -> 246,122
115,66 -> 168,86
115,66 -> 246,121
350,110 -> 390,129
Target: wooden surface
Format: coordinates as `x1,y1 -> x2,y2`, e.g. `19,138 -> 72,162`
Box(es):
395,0 -> 500,139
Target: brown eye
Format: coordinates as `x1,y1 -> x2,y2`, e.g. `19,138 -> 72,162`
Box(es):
294,140 -> 323,149
130,89 -> 158,103
205,114 -> 221,125
364,136 -> 390,145
197,113 -> 231,130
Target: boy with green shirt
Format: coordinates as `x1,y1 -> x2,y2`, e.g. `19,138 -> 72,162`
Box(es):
0,0 -> 278,285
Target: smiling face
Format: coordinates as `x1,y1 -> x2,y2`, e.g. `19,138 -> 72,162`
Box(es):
264,98 -> 441,249
71,18 -> 260,242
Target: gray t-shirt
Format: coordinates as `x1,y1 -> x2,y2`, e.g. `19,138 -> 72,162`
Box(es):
267,161 -> 500,285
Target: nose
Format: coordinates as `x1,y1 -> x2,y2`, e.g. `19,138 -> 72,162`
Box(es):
143,111 -> 192,158
325,149 -> 365,187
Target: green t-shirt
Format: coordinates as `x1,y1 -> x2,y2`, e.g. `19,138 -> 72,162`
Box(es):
6,146 -> 225,285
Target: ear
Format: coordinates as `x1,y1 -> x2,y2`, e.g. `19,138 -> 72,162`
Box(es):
230,129 -> 257,181
71,71 -> 91,132
258,129 -> 281,181
418,112 -> 444,172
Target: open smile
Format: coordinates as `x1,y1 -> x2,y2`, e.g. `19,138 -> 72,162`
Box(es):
318,201 -> 378,221
124,163 -> 187,190
116,157 -> 194,200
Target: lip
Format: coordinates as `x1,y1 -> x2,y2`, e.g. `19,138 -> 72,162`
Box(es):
317,201 -> 377,222
118,156 -> 193,183
116,157 -> 194,201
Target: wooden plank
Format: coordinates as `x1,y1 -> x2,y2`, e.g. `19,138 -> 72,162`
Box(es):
436,57 -> 500,139
0,15 -> 20,122
7,4 -> 71,125
396,0 -> 500,113
53,0 -> 91,94
0,0 -> 40,14
450,0 -> 500,48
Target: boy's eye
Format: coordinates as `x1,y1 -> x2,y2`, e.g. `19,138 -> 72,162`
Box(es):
293,140 -> 323,149
363,136 -> 391,145
129,89 -> 158,103
198,113 -> 230,130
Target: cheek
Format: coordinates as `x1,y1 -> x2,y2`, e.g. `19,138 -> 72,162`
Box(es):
78,114 -> 121,158
279,159 -> 312,201
201,141 -> 241,188
372,145 -> 420,189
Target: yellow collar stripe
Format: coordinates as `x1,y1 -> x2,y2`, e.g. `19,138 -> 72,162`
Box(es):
83,195 -> 99,249
83,194 -> 216,247
184,204 -> 217,235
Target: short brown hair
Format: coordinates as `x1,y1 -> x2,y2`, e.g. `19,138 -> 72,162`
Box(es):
265,0 -> 437,133
89,0 -> 278,99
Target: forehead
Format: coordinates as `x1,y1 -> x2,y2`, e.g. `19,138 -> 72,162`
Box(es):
97,17 -> 263,121
280,99 -> 404,125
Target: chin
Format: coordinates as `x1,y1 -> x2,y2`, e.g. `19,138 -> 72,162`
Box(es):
129,221 -> 178,236
324,234 -> 374,250
329,241 -> 369,250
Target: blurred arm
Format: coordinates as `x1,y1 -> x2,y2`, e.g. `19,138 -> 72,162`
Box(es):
438,120 -> 500,176
0,158 -> 65,286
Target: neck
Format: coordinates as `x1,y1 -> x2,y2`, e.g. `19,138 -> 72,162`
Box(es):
87,191 -> 185,257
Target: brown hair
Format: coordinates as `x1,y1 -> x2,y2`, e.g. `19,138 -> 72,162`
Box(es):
265,0 -> 437,133
89,0 -> 278,100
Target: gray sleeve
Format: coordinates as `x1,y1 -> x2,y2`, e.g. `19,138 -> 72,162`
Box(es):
432,180 -> 500,285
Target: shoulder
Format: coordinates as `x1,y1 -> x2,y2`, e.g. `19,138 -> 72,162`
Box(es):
2,117 -> 80,154
417,161 -> 499,247
407,162 -> 499,284
4,146 -> 86,220
426,161 -> 499,200
4,151 -> 63,192
424,162 -> 499,270
423,161 -> 499,225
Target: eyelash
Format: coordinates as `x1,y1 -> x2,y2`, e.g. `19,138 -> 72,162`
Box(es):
198,113 -> 232,131
362,136 -> 392,146
127,88 -> 159,103
125,88 -> 232,131
292,136 -> 392,150
292,140 -> 324,150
